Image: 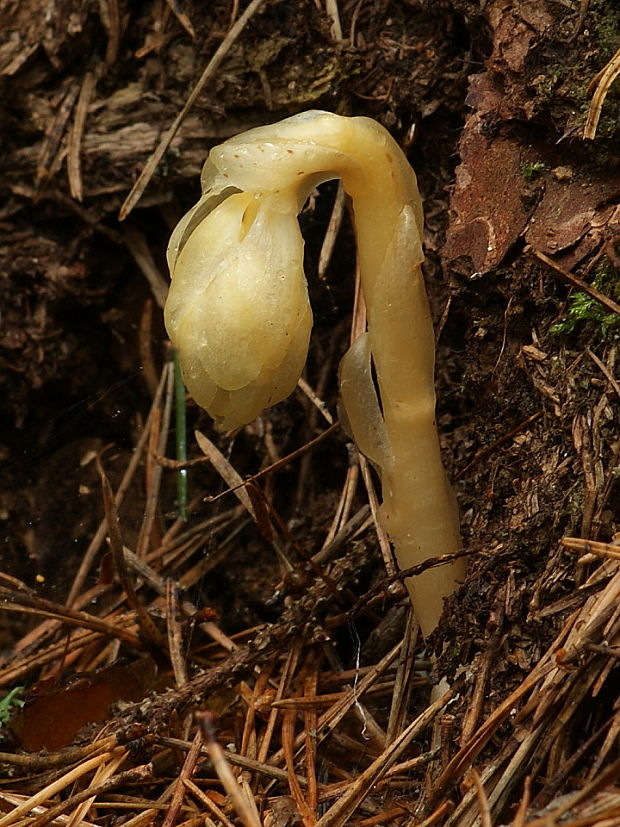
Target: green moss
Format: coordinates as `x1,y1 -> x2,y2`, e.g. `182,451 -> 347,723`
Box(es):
521,161 -> 546,181
531,66 -> 563,101
0,687 -> 24,727
594,0 -> 620,61
550,262 -> 620,339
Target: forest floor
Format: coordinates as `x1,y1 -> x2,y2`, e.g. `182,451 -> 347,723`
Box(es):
0,1 -> 619,825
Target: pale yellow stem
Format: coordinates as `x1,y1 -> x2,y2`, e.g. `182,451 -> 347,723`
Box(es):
304,116 -> 463,636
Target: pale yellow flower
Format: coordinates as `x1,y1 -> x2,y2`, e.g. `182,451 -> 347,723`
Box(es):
165,190 -> 312,430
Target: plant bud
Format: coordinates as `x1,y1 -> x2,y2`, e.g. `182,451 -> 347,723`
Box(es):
164,190 -> 312,430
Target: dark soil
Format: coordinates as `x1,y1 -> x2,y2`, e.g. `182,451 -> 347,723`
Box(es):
1,1 -> 619,825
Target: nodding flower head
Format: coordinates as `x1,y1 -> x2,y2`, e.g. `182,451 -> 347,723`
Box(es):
165,190 -> 312,431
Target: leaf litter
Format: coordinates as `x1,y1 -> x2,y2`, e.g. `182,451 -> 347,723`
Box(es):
1,1 -> 619,825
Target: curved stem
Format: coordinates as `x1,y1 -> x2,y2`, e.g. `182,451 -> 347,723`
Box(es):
306,117 -> 463,636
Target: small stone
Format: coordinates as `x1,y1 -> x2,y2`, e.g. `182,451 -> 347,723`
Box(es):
551,165 -> 573,182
